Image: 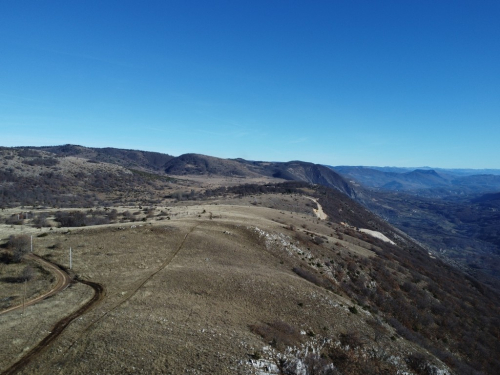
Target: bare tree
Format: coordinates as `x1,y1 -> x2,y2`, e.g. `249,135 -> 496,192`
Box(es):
21,265 -> 34,282
8,235 -> 30,263
33,212 -> 50,228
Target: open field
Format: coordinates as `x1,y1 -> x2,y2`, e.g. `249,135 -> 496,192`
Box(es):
0,199 -> 424,374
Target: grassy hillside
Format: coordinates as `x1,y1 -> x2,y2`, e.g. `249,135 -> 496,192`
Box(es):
1,146 -> 499,374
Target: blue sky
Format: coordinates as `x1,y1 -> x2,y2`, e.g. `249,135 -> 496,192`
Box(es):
1,1 -> 499,168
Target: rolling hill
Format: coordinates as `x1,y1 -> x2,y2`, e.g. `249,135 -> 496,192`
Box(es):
14,145 -> 357,199
1,145 -> 500,374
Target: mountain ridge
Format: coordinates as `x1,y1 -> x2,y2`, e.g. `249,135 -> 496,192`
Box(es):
331,165 -> 500,196
25,145 -> 357,198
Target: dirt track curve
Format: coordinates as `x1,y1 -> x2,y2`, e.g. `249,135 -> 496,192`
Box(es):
1,266 -> 104,375
1,224 -> 197,374
0,254 -> 71,316
307,197 -> 328,220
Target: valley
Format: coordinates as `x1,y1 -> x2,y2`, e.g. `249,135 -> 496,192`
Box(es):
331,166 -> 500,292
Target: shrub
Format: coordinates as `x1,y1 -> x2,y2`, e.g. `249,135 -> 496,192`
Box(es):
293,267 -> 323,287
55,211 -> 86,227
339,330 -> 364,349
313,236 -> 324,245
7,235 -> 30,262
405,353 -> 436,375
21,265 -> 34,282
33,212 -> 50,228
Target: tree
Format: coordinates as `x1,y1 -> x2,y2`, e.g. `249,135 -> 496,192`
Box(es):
21,265 -> 34,281
8,235 -> 30,262
33,212 -> 50,228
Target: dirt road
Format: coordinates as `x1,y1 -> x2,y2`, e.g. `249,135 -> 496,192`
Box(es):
1,254 -> 104,375
307,197 -> 328,220
0,254 -> 71,316
1,279 -> 104,375
1,223 -> 197,374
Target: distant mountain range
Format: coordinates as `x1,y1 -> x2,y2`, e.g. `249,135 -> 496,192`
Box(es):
335,165 -> 500,176
26,146 -> 500,198
330,164 -> 500,291
331,165 -> 500,197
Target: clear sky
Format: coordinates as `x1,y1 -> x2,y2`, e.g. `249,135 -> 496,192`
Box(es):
1,1 -> 499,168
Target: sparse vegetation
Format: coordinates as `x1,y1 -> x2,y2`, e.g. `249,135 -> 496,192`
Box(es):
249,320 -> 303,350
0,146 -> 499,375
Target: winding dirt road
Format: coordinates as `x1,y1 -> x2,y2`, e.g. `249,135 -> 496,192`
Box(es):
1,256 -> 104,375
1,279 -> 104,375
0,254 -> 71,316
1,224 -> 197,374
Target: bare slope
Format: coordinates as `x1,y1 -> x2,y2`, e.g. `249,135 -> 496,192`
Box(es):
1,202 -> 454,375
2,192 -> 499,373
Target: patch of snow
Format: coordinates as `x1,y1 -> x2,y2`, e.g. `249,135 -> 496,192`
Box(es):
359,229 -> 396,245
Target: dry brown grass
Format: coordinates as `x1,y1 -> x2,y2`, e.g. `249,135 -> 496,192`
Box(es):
0,259 -> 54,310
0,202 -> 423,374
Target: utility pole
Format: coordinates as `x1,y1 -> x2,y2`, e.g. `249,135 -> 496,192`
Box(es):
69,247 -> 72,270
22,280 -> 27,315
31,235 -> 33,252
